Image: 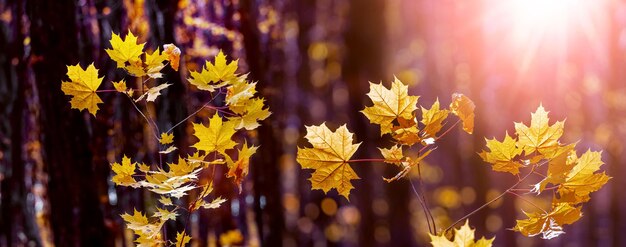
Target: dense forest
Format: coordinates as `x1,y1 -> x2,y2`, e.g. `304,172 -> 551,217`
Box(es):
0,0 -> 623,246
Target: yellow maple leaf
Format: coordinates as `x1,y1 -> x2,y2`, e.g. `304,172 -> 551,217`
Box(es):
192,115 -> 237,154
159,132 -> 174,145
449,93 -> 475,134
383,148 -> 433,182
296,123 -> 361,199
112,79 -> 127,93
479,132 -> 524,175
429,220 -> 494,247
514,105 -> 564,155
111,155 -> 137,186
61,63 -> 104,116
163,44 -> 181,71
532,143 -> 577,193
188,50 -> 238,91
138,163 -> 151,173
168,156 -> 199,177
125,59 -> 147,77
226,142 -> 259,189
513,203 -> 581,239
105,30 -> 145,68
226,75 -> 256,114
228,97 -> 272,130
391,117 -> 421,145
556,150 -> 611,204
159,196 -> 173,206
197,197 -> 227,210
145,48 -> 168,78
153,207 -> 178,222
121,208 -> 150,232
361,78 -> 419,135
175,230 -> 191,247
206,50 -> 239,82
379,145 -> 404,165
135,83 -> 172,102
421,98 -> 450,139
140,168 -> 200,198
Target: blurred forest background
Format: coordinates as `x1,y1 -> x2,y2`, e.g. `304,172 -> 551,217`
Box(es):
0,0 -> 624,246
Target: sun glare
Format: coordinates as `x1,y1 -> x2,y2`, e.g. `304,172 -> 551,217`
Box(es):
484,0 -> 607,74
507,0 -> 591,43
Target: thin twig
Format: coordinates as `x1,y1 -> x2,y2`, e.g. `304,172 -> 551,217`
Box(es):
126,95 -> 160,140
166,92 -> 220,133
506,191 -> 548,214
443,165 -> 537,235
415,162 -> 437,235
410,179 -> 435,235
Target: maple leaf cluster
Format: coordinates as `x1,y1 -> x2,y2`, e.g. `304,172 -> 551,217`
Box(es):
479,105 -> 611,239
296,78 -> 475,199
61,30 -> 271,246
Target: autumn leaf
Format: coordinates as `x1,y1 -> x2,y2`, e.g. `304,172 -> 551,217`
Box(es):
125,59 -> 147,77
175,231 -> 191,247
121,208 -> 150,232
515,105 -> 564,155
421,98 -> 450,139
206,50 -> 239,83
531,143 -> 577,193
153,207 -> 178,222
192,115 -> 237,154
556,150 -> 611,204
228,97 -> 272,130
479,132 -> 524,175
449,93 -> 475,134
159,196 -> 173,206
135,83 -> 172,102
379,145 -> 404,165
163,44 -> 181,71
121,208 -> 163,243
188,50 -> 238,91
226,75 -> 256,114
105,30 -> 145,68
513,203 -> 581,239
383,148 -> 433,183
296,123 -> 361,199
429,220 -> 494,247
140,168 -> 200,198
361,78 -> 419,135
159,146 -> 178,154
111,155 -> 137,187
168,156 -> 200,177
159,132 -> 174,145
226,142 -> 259,189
61,63 -> 104,116
145,48 -> 168,78
198,197 -> 227,210
391,117 -> 421,145
138,163 -> 151,173
112,80 -> 127,93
